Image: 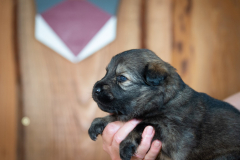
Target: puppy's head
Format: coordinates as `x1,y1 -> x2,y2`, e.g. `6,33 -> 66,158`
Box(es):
92,49 -> 184,120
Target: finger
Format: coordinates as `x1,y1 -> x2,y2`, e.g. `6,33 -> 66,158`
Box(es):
102,121 -> 124,146
133,126 -> 155,159
144,140 -> 162,160
224,92 -> 240,110
112,119 -> 141,147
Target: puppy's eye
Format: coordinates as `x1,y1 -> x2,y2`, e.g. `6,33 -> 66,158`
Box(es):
116,75 -> 128,83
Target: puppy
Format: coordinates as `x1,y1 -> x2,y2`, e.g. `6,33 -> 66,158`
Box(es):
88,49 -> 240,160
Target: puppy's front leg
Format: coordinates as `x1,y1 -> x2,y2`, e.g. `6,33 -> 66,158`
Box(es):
120,122 -> 157,160
88,115 -> 117,141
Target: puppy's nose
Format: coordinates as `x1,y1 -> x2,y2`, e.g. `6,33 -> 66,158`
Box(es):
94,83 -> 103,95
95,87 -> 101,95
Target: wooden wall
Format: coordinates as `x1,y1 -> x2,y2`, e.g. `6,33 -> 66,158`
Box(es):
17,0 -> 141,160
0,0 -> 17,160
0,0 -> 239,160
172,0 -> 240,99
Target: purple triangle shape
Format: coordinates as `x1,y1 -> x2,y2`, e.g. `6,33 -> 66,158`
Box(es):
42,0 -> 111,56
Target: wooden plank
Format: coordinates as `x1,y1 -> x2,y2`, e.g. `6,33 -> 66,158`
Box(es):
172,0 -> 240,99
145,0 -> 173,63
171,0 -> 195,88
0,0 -> 17,160
17,0 -> 141,159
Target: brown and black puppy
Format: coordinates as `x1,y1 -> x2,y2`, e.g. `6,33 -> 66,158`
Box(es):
88,49 -> 240,160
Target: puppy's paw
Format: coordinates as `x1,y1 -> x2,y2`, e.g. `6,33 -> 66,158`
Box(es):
88,118 -> 107,141
120,139 -> 138,160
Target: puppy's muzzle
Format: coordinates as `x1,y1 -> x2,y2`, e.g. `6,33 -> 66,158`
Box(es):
93,82 -> 114,104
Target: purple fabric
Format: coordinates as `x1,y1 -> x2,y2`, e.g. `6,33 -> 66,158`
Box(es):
42,0 -> 111,56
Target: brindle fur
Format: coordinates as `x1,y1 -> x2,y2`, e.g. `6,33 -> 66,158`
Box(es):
88,49 -> 240,160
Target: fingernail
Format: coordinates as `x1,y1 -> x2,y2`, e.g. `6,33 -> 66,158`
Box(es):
154,141 -> 161,147
146,126 -> 153,135
130,119 -> 141,125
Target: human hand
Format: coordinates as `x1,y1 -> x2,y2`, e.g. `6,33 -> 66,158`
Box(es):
102,119 -> 161,160
224,92 -> 240,110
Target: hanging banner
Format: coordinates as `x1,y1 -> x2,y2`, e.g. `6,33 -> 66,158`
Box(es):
35,0 -> 119,63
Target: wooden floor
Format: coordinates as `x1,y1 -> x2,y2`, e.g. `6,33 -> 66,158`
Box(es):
0,0 -> 240,160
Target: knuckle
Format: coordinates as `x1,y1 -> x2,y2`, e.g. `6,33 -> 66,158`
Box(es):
149,146 -> 161,154
133,153 -> 144,159
150,148 -> 159,154
141,138 -> 151,147
105,123 -> 119,135
113,135 -> 123,144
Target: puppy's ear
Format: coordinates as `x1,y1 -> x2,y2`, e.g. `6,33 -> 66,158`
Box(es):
143,62 -> 168,86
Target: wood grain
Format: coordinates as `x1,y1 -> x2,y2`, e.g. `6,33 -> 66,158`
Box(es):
0,0 -> 17,160
145,0 -> 173,63
172,0 -> 195,88
16,0 -> 240,159
172,0 -> 240,99
17,0 -> 141,159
